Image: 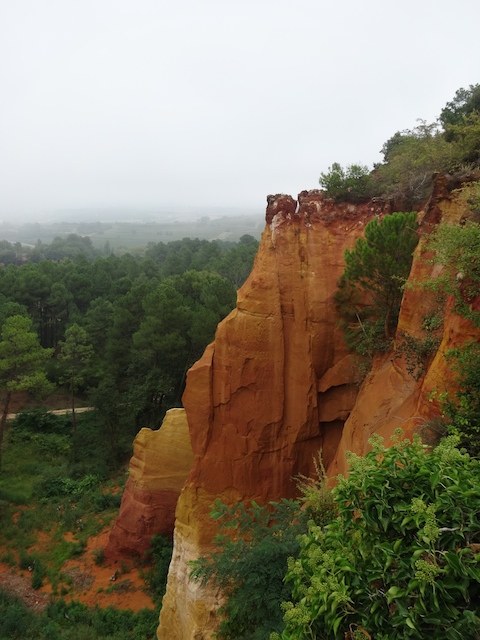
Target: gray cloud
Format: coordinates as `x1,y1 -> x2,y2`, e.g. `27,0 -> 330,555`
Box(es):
1,0 -> 479,219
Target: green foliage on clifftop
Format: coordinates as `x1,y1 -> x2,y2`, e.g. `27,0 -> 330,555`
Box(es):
319,84 -> 480,207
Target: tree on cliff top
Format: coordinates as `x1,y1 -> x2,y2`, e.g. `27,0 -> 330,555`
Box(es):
0,315 -> 53,468
440,84 -> 480,128
336,211 -> 419,350
319,162 -> 374,202
319,84 -> 480,207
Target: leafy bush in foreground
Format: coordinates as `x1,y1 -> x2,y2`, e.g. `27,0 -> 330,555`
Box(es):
275,433 -> 480,640
190,499 -> 309,640
190,460 -> 335,640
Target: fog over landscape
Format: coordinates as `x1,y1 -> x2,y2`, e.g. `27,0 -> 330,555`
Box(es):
1,0 -> 480,222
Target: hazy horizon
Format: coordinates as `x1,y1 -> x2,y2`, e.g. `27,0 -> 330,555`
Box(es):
1,0 -> 480,222
0,203 -> 264,225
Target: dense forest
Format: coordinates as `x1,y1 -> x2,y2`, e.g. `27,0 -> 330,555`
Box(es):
0,232 -> 261,472
0,232 -> 258,639
0,233 -> 258,440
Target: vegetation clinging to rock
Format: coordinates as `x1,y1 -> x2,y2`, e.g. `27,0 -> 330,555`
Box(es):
319,84 -> 480,207
335,211 -> 418,360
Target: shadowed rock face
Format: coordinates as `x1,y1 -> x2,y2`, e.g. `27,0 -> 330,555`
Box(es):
105,408 -> 193,559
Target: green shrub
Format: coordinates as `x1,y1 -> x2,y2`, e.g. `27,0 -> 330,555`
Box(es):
42,598 -> 158,639
442,341 -> 480,457
18,549 -> 36,570
30,433 -> 71,457
425,220 -> 480,326
0,589 -> 40,638
190,458 -> 335,640
0,480 -> 32,504
336,212 -> 418,361
31,556 -> 46,590
276,432 -> 480,640
319,163 -> 374,202
92,547 -> 105,566
143,534 -> 173,605
42,473 -> 99,499
191,499 -> 304,640
91,491 -> 122,513
394,331 -> 440,380
12,408 -> 71,434
0,547 -> 15,566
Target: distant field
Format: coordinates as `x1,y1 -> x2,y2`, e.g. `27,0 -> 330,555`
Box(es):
0,215 -> 264,250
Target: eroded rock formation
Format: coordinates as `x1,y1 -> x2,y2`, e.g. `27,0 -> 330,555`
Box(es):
157,192 -> 392,639
106,408 -> 193,558
131,180 -> 474,640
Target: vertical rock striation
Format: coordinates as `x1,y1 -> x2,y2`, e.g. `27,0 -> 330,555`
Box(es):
328,176 -> 477,476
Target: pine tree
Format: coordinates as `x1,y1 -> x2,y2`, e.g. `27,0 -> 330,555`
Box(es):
340,211 -> 419,341
0,315 -> 53,468
58,324 -> 93,436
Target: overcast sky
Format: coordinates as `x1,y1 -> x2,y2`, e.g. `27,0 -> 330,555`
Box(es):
1,0 -> 479,220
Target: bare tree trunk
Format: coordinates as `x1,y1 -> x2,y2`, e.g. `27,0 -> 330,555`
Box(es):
70,379 -> 76,436
384,305 -> 393,339
0,391 -> 12,470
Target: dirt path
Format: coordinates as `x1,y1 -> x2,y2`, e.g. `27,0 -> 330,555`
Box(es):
0,568 -> 50,612
6,406 -> 93,421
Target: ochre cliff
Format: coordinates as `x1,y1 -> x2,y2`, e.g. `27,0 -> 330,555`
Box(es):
121,181 -> 475,639
157,192 -> 392,639
106,408 -> 193,558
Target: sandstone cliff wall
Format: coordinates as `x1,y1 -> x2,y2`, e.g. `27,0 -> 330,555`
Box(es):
106,408 -> 193,558
152,181 -> 476,639
328,175 -> 475,476
157,192 -> 391,639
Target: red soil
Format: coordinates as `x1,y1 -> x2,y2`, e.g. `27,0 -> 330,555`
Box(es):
0,525 -> 156,614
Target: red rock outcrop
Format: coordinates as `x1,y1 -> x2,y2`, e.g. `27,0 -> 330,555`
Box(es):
157,193 -> 391,639
106,408 -> 193,558
156,181 -> 478,639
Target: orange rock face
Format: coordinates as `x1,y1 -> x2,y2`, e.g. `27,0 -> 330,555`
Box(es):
157,182 -> 479,639
106,408 -> 193,559
158,193 -> 390,639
